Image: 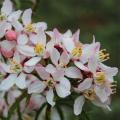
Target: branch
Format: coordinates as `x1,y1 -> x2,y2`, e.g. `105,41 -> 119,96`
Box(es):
45,104 -> 51,120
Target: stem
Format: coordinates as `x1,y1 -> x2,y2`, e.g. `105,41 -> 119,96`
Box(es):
45,104 -> 51,120
83,110 -> 90,120
35,103 -> 47,120
32,0 -> 40,13
7,90 -> 28,120
56,106 -> 64,120
17,104 -> 23,120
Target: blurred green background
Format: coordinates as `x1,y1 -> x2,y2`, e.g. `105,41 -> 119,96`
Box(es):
1,0 -> 120,119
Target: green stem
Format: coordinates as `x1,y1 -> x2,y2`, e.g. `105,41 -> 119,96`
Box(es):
56,106 -> 64,120
35,103 -> 47,120
17,104 -> 23,120
45,104 -> 51,120
7,90 -> 28,120
83,110 -> 90,120
32,0 -> 40,13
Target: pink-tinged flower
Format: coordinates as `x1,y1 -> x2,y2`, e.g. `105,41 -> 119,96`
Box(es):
7,89 -> 21,105
28,94 -> 46,110
17,30 -> 47,66
74,79 -> 111,115
0,32 -> 29,58
86,54 -> 118,103
50,47 -> 83,79
0,52 -> 30,91
73,55 -> 118,115
0,0 -> 22,38
12,8 -> 47,33
28,64 -> 71,106
0,40 -> 15,58
5,30 -> 17,41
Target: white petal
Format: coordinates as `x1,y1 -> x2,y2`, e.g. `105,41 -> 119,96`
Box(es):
35,66 -> 50,80
11,20 -> 23,31
99,63 -> 118,77
92,98 -> 111,111
46,89 -> 55,107
29,33 -> 39,44
0,22 -> 12,38
0,74 -> 17,91
13,52 -> 21,63
94,86 -> 108,103
60,51 -> 70,66
15,73 -> 26,89
23,66 -> 35,73
45,64 -> 56,74
63,30 -> 72,37
0,63 -> 11,73
17,34 -> 28,45
1,0 -> 13,16
22,9 -> 32,25
88,55 -> 98,73
37,30 -> 46,45
73,29 -> 80,42
50,48 -> 60,66
78,78 -> 93,91
0,40 -> 14,51
65,67 -> 82,79
33,22 -> 47,31
55,77 -> 71,98
52,69 -> 64,80
62,37 -> 75,52
28,81 -> 46,94
74,61 -> 89,71
74,96 -> 85,115
8,10 -> 22,22
25,57 -> 41,66
17,45 -> 35,57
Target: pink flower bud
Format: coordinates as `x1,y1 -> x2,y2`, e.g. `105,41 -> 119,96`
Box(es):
5,30 -> 17,41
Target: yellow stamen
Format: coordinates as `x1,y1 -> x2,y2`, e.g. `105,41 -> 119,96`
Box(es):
84,89 -> 96,101
71,46 -> 82,58
94,72 -> 105,85
9,59 -> 22,73
110,81 -> 117,94
44,78 -> 56,88
34,43 -> 44,55
0,14 -> 6,21
25,24 -> 36,33
99,49 -> 110,62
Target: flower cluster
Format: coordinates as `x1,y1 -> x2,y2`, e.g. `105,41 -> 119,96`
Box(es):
0,0 -> 118,119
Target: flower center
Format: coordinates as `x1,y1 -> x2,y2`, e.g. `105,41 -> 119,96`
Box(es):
25,24 -> 36,33
94,72 -> 105,85
84,89 -> 96,101
34,43 -> 44,55
71,47 -> 82,58
0,14 -> 6,21
10,60 -> 22,73
99,49 -> 109,62
44,78 -> 56,88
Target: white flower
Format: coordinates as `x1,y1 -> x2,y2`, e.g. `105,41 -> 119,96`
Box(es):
18,30 -> 47,66
50,47 -> 83,79
0,52 -> 28,91
12,8 -> 47,33
0,0 -> 22,38
28,64 -> 71,106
